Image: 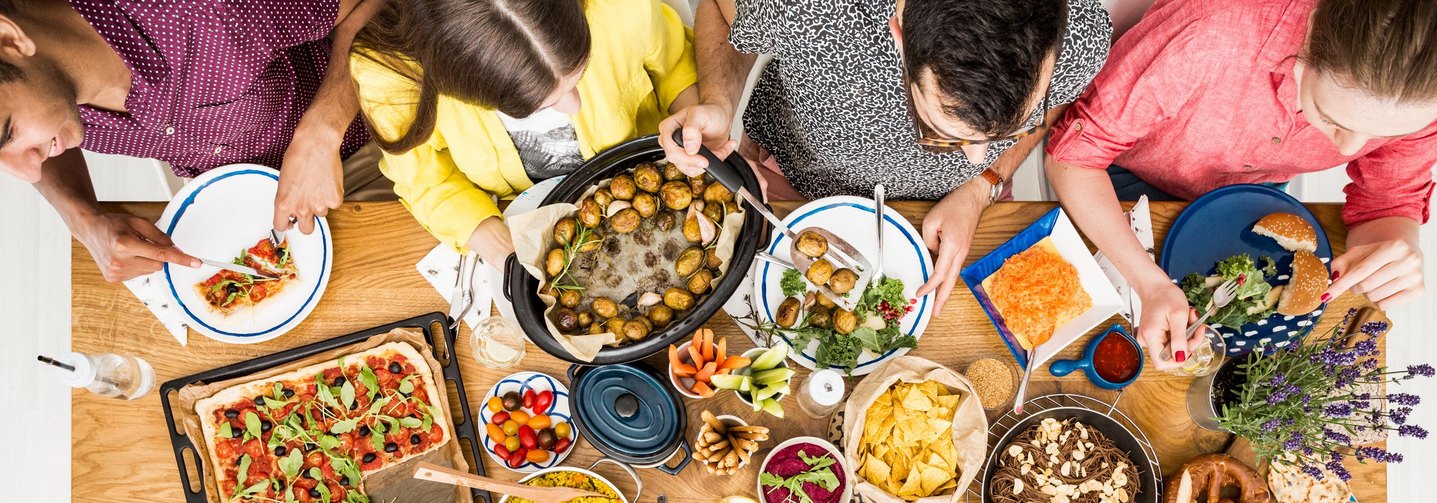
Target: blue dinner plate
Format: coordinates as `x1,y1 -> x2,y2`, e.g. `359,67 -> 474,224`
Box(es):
1158,185 -> 1332,354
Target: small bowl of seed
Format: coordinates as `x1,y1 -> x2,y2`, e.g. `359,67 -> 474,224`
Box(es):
963,357 -> 1019,411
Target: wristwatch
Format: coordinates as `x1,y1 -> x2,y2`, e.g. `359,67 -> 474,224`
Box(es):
979,168 -> 1008,205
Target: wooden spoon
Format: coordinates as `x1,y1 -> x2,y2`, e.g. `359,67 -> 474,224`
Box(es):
411,462 -> 607,501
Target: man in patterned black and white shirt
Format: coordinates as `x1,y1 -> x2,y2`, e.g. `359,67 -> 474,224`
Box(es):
659,0 -> 1111,312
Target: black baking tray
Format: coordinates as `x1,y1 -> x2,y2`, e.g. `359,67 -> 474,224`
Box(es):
159,312 -> 492,503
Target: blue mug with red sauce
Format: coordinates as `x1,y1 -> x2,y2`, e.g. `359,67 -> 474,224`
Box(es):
1049,325 -> 1144,390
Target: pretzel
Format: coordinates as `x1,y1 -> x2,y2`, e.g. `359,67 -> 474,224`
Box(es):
1165,454 -> 1273,503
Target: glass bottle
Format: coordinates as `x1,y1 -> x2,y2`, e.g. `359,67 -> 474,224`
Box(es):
48,352 -> 155,400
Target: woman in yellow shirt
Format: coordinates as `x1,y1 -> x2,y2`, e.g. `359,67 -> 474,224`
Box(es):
351,0 -> 698,266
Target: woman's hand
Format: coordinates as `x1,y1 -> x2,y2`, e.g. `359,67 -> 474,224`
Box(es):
465,216 -> 516,270
1133,275 -> 1194,371
1326,216 -> 1424,308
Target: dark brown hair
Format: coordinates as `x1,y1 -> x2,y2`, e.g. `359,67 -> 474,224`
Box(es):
355,0 -> 590,154
1306,0 -> 1437,103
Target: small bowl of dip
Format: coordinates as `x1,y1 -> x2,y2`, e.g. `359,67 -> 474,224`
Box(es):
1048,324 -> 1143,390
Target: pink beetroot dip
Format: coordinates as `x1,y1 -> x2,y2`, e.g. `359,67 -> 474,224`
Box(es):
760,442 -> 845,503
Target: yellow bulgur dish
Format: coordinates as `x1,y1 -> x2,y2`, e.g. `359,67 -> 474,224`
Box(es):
510,470 -> 624,503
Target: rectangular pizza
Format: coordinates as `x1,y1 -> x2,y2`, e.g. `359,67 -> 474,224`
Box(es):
196,238 -> 299,316
195,342 -> 451,502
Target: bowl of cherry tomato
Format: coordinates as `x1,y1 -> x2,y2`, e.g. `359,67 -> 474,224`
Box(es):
477,371 -> 578,472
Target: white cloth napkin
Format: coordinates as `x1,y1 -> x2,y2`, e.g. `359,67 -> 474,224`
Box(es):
416,245 -> 494,329
123,272 -> 191,346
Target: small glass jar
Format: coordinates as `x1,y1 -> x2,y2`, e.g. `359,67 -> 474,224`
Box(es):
469,317 -> 526,369
796,369 -> 845,418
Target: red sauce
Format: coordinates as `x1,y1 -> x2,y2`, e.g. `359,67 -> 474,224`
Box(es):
1093,331 -> 1140,383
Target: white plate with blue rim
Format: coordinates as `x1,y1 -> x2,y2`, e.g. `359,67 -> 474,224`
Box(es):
158,164 -> 332,344
749,196 -> 935,375
477,371 -> 577,473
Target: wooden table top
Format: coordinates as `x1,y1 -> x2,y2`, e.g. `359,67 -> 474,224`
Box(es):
71,200 -> 1385,503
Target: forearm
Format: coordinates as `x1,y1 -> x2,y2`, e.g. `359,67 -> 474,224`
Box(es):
1347,216 -> 1420,248
669,85 -> 699,115
694,0 -> 756,117
296,0 -> 384,144
1046,158 -> 1167,288
32,149 -> 103,230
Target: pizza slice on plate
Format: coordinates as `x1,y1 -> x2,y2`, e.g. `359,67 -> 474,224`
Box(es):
195,238 -> 299,316
195,343 -> 451,503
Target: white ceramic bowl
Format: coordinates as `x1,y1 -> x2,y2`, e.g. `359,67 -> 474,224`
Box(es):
756,436 -> 852,503
495,461 -> 641,503
668,340 -> 719,399
735,347 -> 790,408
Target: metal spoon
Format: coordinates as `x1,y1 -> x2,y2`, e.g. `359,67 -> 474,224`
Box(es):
754,251 -> 855,310
873,184 -> 886,283
1014,348 -> 1036,414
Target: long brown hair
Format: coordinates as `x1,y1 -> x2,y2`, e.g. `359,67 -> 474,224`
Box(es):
354,0 -> 591,154
1305,0 -> 1437,104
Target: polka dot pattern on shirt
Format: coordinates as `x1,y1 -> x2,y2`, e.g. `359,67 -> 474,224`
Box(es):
69,0 -> 368,177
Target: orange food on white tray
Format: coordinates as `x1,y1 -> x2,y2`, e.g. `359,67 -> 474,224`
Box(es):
982,238 -> 1092,350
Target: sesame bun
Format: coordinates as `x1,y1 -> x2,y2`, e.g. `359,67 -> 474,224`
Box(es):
1252,213 -> 1317,252
1277,251 -> 1328,316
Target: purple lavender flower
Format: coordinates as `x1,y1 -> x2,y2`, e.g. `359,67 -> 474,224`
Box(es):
1263,418 -> 1282,432
1392,407 -> 1412,426
1398,425 -> 1429,439
1408,364 -> 1435,378
1325,403 -> 1353,418
1269,372 -> 1288,387
1352,339 -> 1378,356
1267,388 -> 1291,405
1355,446 -> 1403,464
1360,321 -> 1389,337
1302,464 -> 1325,480
1362,358 -> 1380,370
1388,393 -> 1421,406
1326,459 -> 1352,482
1284,432 -> 1304,451
1324,429 -> 1353,445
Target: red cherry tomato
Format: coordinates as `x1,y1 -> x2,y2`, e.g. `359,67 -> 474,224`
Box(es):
491,411 -> 509,426
519,425 -> 538,450
506,450 -> 525,468
534,390 -> 554,414
522,389 -> 536,410
493,444 -> 511,459
553,437 -> 572,454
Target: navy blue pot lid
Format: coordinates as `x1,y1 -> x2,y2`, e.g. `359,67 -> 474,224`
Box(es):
569,364 -> 684,462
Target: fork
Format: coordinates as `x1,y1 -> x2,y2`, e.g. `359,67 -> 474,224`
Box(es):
1186,277 -> 1241,338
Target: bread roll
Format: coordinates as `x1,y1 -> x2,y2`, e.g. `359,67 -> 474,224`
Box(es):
1252,213 -> 1317,252
1277,251 -> 1328,316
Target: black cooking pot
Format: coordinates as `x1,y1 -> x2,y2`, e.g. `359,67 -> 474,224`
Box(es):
980,406 -> 1162,503
503,134 -> 769,364
566,363 -> 692,474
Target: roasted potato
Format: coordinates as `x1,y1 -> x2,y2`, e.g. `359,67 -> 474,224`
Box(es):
703,201 -> 725,224
609,207 -> 642,234
593,188 -> 615,209
647,305 -> 675,328
705,248 -> 723,270
703,182 -> 733,203
559,288 -> 581,308
663,287 -> 696,311
588,321 -> 606,335
815,292 -> 837,309
775,297 -> 802,328
553,217 -> 578,246
663,163 -> 686,181
632,192 -> 659,218
795,230 -> 829,258
828,268 -> 858,294
544,248 -> 566,277
578,197 -> 603,228
655,210 -> 677,232
687,269 -> 714,295
577,310 -> 594,328
610,174 -> 637,200
833,308 -> 857,335
592,297 -> 620,319
633,163 -> 663,192
675,246 -> 705,277
553,308 -> 580,332
622,319 -> 651,341
806,258 -> 834,285
605,317 -> 627,336
576,229 -> 604,252
807,305 -> 832,329
539,282 -> 558,298
688,176 -> 707,197
683,214 -> 703,242
660,181 -> 694,211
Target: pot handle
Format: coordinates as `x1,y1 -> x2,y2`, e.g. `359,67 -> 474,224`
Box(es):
590,457 -> 643,503
565,363 -> 586,384
502,254 -> 518,302
670,130 -> 747,194
1048,358 -> 1088,377
653,437 -> 692,476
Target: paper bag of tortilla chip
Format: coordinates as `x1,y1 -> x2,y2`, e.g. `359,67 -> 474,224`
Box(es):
842,356 -> 988,502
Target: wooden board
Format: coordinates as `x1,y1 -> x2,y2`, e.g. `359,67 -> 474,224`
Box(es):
71,201 -> 1385,502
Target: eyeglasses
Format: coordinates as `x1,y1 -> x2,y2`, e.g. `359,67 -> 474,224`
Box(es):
909,83 -> 1053,154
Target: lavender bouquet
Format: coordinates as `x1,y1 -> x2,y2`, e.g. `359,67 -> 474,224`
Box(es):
1216,308 -> 1433,481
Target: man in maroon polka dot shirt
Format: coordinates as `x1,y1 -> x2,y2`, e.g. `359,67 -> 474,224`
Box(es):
0,0 -> 380,281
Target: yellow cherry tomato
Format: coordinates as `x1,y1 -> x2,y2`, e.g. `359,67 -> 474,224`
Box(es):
486,396 -> 503,413
504,436 -> 521,452
554,422 -> 572,439
509,410 -> 530,426
502,420 -> 520,436
526,449 -> 551,464
528,414 -> 551,430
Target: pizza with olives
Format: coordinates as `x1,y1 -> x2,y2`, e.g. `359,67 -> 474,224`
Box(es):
195,343 -> 451,502
195,237 -> 299,316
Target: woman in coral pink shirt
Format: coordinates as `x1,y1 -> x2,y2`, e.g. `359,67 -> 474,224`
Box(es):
1045,0 -> 1437,368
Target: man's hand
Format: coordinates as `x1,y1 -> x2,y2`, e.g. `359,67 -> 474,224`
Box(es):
915,184 -> 986,314
1326,216 -> 1424,308
1133,277 -> 1195,370
273,126 -> 345,234
75,212 -> 200,282
658,104 -> 738,176
466,216 -> 517,271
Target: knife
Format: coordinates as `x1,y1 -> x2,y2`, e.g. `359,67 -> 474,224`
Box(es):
199,258 -> 278,279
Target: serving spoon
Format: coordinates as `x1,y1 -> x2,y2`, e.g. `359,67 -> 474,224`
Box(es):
412,462 -> 606,501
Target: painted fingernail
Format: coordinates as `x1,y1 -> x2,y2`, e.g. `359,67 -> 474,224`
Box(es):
1175,351 -> 1187,363
1332,271 -> 1340,280
1321,293 -> 1331,302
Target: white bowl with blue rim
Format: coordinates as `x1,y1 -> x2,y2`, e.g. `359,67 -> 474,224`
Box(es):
158,164 -> 333,344
477,371 -> 577,473
960,207 -> 1124,371
750,196 -> 934,375
1159,184 -> 1332,355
